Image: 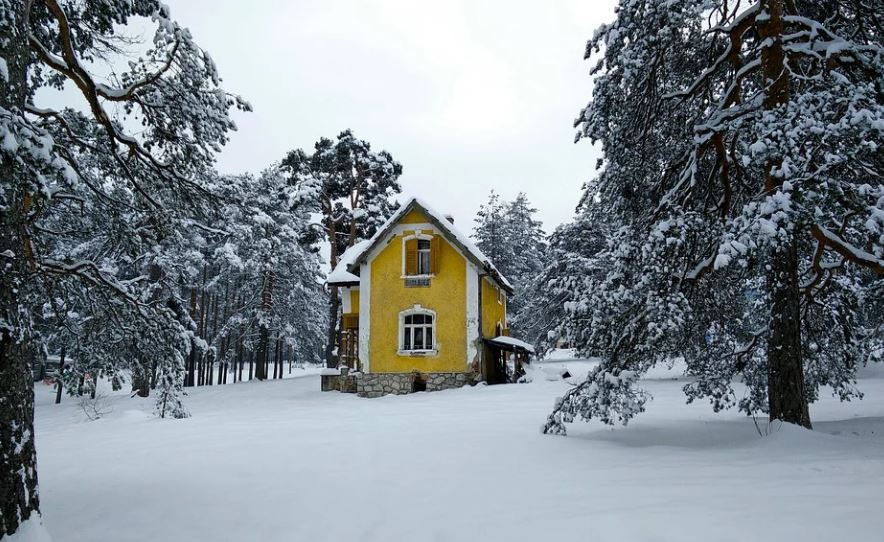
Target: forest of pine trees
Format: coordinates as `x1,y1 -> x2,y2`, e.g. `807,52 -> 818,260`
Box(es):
0,2 -> 389,535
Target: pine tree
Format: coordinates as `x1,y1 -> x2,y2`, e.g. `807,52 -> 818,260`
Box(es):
513,214 -> 609,350
505,193 -> 547,322
473,191 -> 514,278
473,191 -> 547,325
0,2 -> 246,535
282,130 -> 403,367
545,0 -> 884,435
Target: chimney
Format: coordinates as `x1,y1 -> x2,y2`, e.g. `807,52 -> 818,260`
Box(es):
444,214 -> 455,224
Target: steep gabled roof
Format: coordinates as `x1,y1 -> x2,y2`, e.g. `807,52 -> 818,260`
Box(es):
327,197 -> 513,293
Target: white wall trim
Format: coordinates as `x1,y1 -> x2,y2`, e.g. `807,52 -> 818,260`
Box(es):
341,287 -> 352,314
466,263 -> 479,368
358,261 -> 371,373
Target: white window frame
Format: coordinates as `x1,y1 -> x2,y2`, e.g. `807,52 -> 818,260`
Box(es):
417,239 -> 431,275
398,305 -> 437,356
401,231 -> 435,278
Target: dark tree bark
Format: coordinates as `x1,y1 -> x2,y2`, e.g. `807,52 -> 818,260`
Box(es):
325,287 -> 340,368
235,336 -> 243,383
759,0 -> 811,428
185,288 -> 197,387
255,270 -> 274,380
767,237 -> 811,427
0,2 -> 42,535
132,263 -> 164,397
55,347 -> 66,404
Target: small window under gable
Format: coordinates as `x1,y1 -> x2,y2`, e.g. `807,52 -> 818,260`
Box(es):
404,233 -> 440,281
417,239 -> 431,275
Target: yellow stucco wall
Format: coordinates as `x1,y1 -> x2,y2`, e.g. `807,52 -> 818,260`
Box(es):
349,289 -> 359,315
399,209 -> 428,224
481,277 -> 507,338
369,210 -> 468,373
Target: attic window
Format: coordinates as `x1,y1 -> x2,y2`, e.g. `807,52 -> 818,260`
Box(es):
417,239 -> 431,275
404,235 -> 440,276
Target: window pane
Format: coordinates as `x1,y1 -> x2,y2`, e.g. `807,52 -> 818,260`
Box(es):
404,328 -> 411,350
418,252 -> 430,274
414,327 -> 424,349
418,239 -> 430,250
426,328 -> 433,348
405,315 -> 414,325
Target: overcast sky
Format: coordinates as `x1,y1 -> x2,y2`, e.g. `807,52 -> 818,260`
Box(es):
164,0 -> 617,231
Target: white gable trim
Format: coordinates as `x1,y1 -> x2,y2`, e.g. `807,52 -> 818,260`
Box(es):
466,262 -> 479,368
358,261 -> 371,373
341,287 -> 352,314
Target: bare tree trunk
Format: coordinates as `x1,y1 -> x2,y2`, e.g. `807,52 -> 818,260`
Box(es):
0,4 -> 42,534
185,288 -> 197,387
760,0 -> 811,429
325,287 -> 340,368
132,263 -> 164,398
55,347 -> 66,404
767,236 -> 811,427
255,270 -> 274,381
325,214 -> 340,368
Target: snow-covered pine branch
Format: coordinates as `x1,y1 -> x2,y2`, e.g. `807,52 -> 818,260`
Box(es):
546,0 -> 884,435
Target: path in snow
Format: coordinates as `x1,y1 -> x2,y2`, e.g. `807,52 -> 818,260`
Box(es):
33,363 -> 884,542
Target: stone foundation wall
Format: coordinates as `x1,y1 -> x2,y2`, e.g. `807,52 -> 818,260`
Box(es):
320,374 -> 358,393
356,372 -> 479,398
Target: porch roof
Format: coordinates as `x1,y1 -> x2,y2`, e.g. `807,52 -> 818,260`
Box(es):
485,335 -> 535,354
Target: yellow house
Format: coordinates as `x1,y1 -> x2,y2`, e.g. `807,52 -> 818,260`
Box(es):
326,197 -> 532,397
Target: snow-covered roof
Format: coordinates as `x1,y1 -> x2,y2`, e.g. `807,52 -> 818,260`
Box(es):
487,335 -> 535,353
326,197 -> 513,292
327,239 -> 371,285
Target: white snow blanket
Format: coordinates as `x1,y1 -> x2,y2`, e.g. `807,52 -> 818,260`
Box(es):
32,361 -> 884,542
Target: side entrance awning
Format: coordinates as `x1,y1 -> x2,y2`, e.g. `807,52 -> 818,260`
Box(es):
484,336 -> 535,355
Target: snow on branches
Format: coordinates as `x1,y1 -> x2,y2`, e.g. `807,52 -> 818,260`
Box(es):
545,0 -> 884,434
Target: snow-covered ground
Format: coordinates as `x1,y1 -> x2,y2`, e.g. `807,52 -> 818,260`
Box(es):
33,362 -> 884,542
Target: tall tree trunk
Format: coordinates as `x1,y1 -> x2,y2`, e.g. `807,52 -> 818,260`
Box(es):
255,270 -> 274,381
55,347 -> 66,404
767,237 -> 811,427
236,335 -> 244,383
325,287 -> 340,368
760,0 -> 811,428
132,263 -> 164,397
325,215 -> 340,368
185,288 -> 197,387
0,3 -> 42,535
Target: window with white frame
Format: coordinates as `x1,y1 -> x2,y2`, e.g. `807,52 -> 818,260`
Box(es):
417,239 -> 431,275
401,310 -> 435,352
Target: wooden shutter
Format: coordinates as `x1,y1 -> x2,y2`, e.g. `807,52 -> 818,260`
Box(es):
405,238 -> 418,275
430,236 -> 441,275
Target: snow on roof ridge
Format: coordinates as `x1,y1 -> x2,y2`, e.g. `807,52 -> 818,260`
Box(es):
326,238 -> 371,284
327,196 -> 512,290
406,197 -> 512,289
